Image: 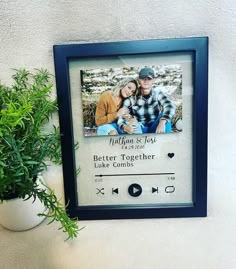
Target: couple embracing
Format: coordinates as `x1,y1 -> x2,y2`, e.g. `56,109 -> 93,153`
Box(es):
95,67 -> 176,136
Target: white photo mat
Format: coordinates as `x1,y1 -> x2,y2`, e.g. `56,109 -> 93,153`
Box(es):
68,52 -> 193,207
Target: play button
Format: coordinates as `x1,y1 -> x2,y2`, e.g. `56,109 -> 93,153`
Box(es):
128,183 -> 142,197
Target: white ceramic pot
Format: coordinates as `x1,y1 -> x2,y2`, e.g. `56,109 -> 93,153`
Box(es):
0,176 -> 49,231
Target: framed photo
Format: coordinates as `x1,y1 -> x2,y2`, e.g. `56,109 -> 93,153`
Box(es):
53,37 -> 208,220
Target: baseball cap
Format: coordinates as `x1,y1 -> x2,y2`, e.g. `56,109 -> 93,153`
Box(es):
139,67 -> 155,79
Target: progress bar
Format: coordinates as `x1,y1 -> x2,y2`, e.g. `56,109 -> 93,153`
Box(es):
95,172 -> 175,177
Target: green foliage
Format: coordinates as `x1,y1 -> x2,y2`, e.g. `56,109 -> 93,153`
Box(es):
32,181 -> 82,241
0,69 -> 80,239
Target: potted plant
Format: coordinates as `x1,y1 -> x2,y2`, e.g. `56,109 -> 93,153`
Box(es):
0,69 -> 80,240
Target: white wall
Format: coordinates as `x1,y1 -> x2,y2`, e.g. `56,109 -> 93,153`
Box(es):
1,1 -> 236,268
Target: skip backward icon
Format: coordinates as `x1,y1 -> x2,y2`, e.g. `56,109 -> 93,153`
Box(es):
112,188 -> 119,194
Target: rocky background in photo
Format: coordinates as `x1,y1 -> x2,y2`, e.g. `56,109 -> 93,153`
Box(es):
81,66 -> 183,136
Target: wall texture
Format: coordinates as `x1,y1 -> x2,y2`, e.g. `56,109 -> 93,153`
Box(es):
0,0 -> 236,268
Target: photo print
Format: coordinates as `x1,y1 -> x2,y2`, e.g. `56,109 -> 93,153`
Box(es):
80,65 -> 183,137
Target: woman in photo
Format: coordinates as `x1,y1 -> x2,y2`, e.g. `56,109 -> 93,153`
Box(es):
95,77 -> 141,135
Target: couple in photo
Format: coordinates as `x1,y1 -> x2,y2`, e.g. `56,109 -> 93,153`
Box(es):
95,67 -> 176,136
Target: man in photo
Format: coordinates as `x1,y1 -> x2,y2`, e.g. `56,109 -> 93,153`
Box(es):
118,67 -> 176,134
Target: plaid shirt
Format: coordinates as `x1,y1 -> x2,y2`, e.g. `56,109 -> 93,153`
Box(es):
118,87 -> 176,127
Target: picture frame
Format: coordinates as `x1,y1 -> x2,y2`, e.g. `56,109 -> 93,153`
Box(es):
53,37 -> 208,220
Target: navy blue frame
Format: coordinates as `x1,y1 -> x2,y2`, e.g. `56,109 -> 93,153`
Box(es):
53,37 -> 208,220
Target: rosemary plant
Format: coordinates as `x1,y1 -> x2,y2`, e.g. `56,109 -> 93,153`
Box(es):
0,69 -> 80,240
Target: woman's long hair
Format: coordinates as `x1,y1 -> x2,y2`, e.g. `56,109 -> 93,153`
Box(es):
112,77 -> 138,98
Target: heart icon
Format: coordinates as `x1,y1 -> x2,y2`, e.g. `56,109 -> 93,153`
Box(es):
168,153 -> 175,158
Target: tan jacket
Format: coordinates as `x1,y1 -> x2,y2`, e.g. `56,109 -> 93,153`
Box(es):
95,91 -> 118,126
